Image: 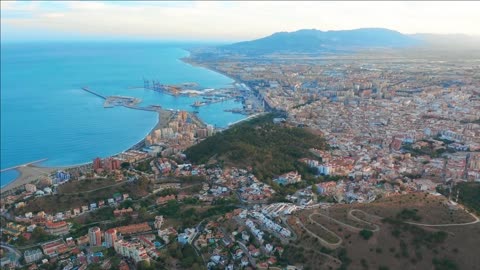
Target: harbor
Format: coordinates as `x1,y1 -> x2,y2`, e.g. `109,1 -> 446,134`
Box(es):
142,78 -> 267,115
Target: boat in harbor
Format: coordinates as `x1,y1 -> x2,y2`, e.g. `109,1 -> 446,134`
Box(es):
191,101 -> 206,107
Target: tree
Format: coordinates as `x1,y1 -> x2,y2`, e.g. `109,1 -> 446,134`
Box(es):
15,234 -> 27,246
359,230 -> 373,240
32,227 -> 55,242
121,162 -> 131,169
432,258 -> 458,270
137,260 -> 153,270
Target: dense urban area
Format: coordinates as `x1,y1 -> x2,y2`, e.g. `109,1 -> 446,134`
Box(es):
2,47 -> 480,270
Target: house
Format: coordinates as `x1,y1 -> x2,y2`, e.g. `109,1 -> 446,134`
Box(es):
24,249 -> 43,264
274,171 -> 302,186
265,243 -> 274,254
177,228 -> 197,245
44,221 -> 69,236
156,194 -> 176,205
241,256 -> 249,267
41,239 -> 69,257
154,216 -> 164,230
90,203 -> 97,210
248,245 -> 260,257
114,208 -> 134,217
113,193 -> 122,202
267,256 -> 277,265
115,223 -> 151,235
177,192 -> 191,201
76,235 -> 89,246
233,248 -> 243,259
242,231 -> 250,241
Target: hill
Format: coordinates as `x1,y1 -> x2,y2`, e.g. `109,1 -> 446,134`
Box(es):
287,193 -> 480,270
454,182 -> 480,214
184,114 -> 327,181
221,28 -> 419,55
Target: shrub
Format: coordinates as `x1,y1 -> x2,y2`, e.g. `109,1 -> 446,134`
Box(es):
359,229 -> 373,240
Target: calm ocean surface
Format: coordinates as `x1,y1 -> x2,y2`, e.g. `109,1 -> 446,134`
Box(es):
1,42 -> 245,186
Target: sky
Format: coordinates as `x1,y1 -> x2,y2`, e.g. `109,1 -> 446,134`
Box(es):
2,1 -> 480,42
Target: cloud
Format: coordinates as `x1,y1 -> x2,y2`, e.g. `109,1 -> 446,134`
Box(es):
42,13 -> 65,19
2,1 -> 480,41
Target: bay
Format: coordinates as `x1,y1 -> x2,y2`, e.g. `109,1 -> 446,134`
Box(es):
1,42 -> 245,186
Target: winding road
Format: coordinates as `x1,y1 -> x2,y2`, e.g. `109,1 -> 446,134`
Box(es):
294,216 -> 342,249
0,243 -> 22,266
295,206 -> 479,252
405,210 -> 480,227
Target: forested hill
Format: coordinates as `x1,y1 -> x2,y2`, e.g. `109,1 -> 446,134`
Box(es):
184,114 -> 327,181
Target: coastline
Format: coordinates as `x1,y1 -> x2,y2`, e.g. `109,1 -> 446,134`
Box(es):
2,50 -> 238,194
0,108 -> 176,194
1,165 -> 59,193
180,55 -> 240,84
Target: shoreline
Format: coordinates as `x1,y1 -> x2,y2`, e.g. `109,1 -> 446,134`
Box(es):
1,165 -> 59,193
180,55 -> 240,84
2,51 -> 241,194
0,109 -> 167,193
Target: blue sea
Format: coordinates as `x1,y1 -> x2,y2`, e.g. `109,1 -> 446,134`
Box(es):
1,42 -> 245,186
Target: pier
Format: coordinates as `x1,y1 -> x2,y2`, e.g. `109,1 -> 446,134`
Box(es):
0,158 -> 48,173
81,87 -> 106,99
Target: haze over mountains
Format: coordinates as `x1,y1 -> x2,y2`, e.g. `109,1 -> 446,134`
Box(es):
219,28 -> 480,55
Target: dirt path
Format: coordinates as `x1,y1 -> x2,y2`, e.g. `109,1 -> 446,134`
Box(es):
295,216 -> 343,249
405,210 -> 480,227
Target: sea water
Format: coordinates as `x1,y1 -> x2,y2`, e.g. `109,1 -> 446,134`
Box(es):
1,42 -> 245,186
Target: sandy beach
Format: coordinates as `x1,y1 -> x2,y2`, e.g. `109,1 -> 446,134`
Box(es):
1,109 -> 174,195
1,165 -> 58,194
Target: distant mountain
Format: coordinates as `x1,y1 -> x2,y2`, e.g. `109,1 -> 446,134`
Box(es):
220,28 -> 420,55
411,33 -> 480,50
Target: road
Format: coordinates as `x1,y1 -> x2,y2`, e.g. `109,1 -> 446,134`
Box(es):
3,237 -> 63,251
348,208 -> 480,227
405,210 -> 480,227
1,243 -> 22,266
237,240 -> 256,266
310,211 -> 379,233
60,180 -> 128,195
294,216 -> 342,249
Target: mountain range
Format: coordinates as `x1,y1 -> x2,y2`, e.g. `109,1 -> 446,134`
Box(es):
218,28 -> 432,55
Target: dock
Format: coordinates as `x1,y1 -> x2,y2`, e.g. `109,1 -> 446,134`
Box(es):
81,87 -> 106,99
1,158 -> 48,173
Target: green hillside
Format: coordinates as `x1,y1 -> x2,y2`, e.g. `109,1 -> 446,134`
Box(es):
455,182 -> 480,214
185,114 -> 327,181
